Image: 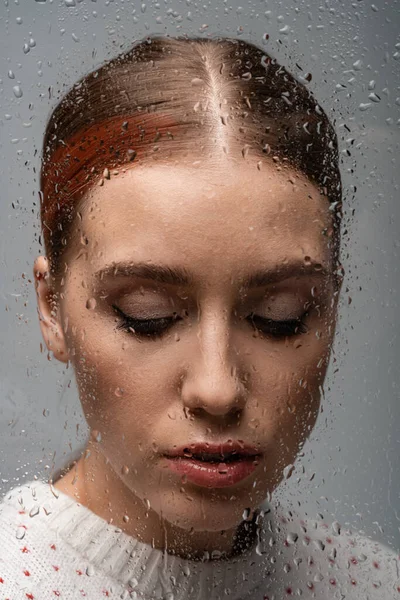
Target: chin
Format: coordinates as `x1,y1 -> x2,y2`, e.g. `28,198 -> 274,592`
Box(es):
151,483 -> 268,533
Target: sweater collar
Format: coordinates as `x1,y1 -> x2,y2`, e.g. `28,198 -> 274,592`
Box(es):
14,479 -> 276,600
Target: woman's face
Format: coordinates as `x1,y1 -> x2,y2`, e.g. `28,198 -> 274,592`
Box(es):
38,156 -> 339,533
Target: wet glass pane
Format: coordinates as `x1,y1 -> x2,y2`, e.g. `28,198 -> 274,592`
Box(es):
0,0 -> 399,597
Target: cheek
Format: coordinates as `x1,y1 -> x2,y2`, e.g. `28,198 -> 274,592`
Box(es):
248,331 -> 331,430
66,316 -> 180,443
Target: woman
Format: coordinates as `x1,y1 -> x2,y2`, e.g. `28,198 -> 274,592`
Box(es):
0,35 -> 398,599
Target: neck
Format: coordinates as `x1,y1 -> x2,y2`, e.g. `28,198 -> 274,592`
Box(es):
53,441 -> 258,559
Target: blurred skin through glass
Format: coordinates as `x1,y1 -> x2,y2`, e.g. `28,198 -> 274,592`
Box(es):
34,154 -> 340,557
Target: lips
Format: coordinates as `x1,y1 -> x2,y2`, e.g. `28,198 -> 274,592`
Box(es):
163,441 -> 261,488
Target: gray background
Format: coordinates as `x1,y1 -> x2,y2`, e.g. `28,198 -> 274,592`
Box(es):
0,0 -> 399,550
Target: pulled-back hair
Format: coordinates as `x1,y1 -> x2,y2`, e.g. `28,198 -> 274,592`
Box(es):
40,35 -> 342,282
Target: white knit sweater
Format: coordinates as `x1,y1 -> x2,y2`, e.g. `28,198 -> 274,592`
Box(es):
0,479 -> 399,599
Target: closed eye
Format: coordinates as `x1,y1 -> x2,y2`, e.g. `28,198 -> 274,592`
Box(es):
246,312 -> 309,338
112,304 -> 181,336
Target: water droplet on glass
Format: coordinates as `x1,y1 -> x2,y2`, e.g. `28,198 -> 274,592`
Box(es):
16,16 -> 23,24
126,149 -> 136,161
255,540 -> 264,555
13,85 -> 23,98
86,297 -> 96,310
283,464 -> 295,479
286,532 -> 298,545
8,70 -> 15,79
91,430 -> 101,443
16,526 -> 25,539
29,505 -> 40,517
242,507 -> 251,520
368,92 -> 380,103
332,521 -> 341,535
86,565 -> 95,577
64,0 -> 76,6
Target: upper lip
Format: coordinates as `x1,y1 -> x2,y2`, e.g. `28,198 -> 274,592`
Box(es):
164,441 -> 261,461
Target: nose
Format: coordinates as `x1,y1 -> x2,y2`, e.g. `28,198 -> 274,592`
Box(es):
180,314 -> 247,417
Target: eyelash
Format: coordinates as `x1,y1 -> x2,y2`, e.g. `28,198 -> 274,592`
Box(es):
112,304 -> 309,339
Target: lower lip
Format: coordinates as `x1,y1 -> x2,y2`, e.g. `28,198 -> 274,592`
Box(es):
163,456 -> 260,488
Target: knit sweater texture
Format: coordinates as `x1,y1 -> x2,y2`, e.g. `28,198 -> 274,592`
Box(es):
0,479 -> 399,599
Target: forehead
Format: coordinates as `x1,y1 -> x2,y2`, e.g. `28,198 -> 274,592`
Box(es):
71,158 -> 332,280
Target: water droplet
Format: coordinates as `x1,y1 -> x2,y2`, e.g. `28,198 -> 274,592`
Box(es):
29,505 -> 40,517
29,38 -> 36,48
126,149 -> 136,161
16,16 -> 23,23
217,463 -> 228,474
255,540 -> 264,555
8,70 -> 15,79
42,408 -> 49,417
103,167 -> 110,179
368,92 -> 380,103
182,565 -> 190,576
121,465 -> 130,475
13,85 -> 23,98
304,255 -> 311,266
86,565 -> 95,577
353,59 -> 363,71
86,297 -> 96,310
283,464 -> 295,479
141,3 -> 146,12
332,521 -> 341,535
123,514 -> 129,523
313,539 -> 325,551
145,498 -> 151,510
115,387 -> 124,397
359,102 -> 372,111
242,507 -> 251,520
64,0 -> 76,5
91,429 -> 102,443
191,77 -> 204,86
16,526 -> 25,539
23,44 -> 30,54
286,532 -> 298,545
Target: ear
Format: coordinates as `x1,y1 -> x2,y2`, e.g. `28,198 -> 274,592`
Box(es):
33,256 -> 69,364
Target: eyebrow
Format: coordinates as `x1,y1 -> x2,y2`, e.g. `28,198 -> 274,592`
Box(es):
93,259 -> 330,289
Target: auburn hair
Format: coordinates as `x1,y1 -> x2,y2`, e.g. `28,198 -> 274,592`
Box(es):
40,35 -> 342,284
